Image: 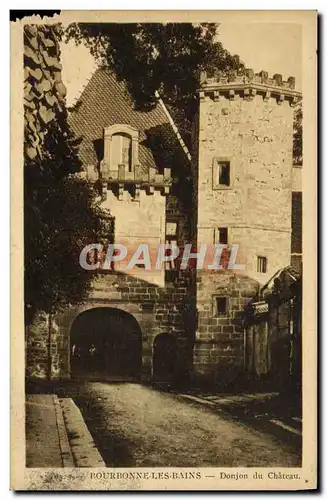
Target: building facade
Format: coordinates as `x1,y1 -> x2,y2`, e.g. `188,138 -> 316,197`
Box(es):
191,70 -> 302,384
26,66 -> 302,387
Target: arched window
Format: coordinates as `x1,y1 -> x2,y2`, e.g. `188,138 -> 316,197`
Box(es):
110,133 -> 132,172
101,125 -> 139,178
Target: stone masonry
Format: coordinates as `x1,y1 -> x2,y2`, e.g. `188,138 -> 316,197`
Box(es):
26,66 -> 302,387
192,70 -> 301,384
28,268 -> 194,382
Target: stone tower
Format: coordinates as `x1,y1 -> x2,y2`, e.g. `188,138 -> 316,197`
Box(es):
192,69 -> 301,385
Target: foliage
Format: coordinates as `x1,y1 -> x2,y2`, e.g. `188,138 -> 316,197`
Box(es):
65,23 -> 244,145
24,114 -> 111,323
24,24 -> 111,324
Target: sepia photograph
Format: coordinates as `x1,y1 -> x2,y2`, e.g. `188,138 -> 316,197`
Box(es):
10,10 -> 317,491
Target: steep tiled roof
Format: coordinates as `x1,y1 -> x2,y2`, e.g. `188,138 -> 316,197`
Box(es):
68,68 -> 185,171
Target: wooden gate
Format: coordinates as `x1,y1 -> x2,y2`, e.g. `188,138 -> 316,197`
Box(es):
245,293 -> 302,390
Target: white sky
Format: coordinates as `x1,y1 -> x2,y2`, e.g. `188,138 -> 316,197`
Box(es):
61,23 -> 302,106
217,23 -> 302,86
61,40 -> 97,106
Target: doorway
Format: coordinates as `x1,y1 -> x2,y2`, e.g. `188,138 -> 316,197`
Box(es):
153,333 -> 176,384
70,308 -> 142,380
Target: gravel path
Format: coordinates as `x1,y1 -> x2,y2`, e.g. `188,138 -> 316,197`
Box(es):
66,382 -> 301,468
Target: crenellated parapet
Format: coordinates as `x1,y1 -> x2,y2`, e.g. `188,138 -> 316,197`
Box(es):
199,69 -> 302,105
82,163 -> 172,201
102,165 -> 172,200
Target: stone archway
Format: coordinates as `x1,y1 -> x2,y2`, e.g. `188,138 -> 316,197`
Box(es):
70,307 -> 142,381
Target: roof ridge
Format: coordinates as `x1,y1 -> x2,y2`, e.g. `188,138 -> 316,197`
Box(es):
155,91 -> 191,163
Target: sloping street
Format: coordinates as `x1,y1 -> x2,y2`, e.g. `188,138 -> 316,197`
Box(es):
49,381 -> 301,468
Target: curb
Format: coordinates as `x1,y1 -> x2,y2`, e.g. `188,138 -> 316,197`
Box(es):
178,392 -> 283,415
179,393 -> 218,406
60,398 -> 105,467
53,395 -> 75,467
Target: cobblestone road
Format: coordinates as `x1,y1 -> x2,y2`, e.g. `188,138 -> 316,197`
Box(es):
61,382 -> 301,468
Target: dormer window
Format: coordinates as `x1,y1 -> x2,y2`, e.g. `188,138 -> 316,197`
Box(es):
111,133 -> 132,172
99,123 -> 172,201
101,124 -> 139,176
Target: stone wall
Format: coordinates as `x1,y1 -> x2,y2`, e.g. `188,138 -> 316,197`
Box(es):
26,266 -> 196,381
196,93 -> 294,283
191,73 -> 298,385
102,188 -> 166,287
291,191 -> 302,271
26,312 -> 61,379
193,271 -> 259,386
292,165 -> 302,191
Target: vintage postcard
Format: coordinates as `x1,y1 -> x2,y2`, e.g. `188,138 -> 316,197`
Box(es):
11,10 -> 317,491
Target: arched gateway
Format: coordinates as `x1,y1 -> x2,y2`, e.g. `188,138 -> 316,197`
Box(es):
70,308 -> 142,381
